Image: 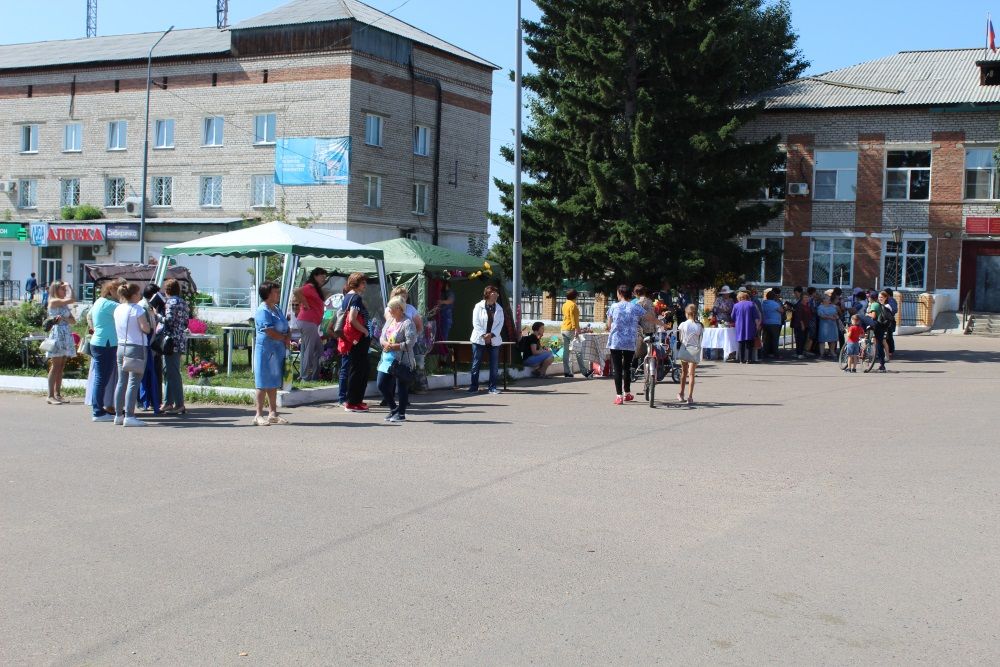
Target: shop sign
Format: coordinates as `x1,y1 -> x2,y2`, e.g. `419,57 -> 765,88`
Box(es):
29,222 -> 49,247
966,217 -> 1000,235
0,223 -> 26,241
105,223 -> 140,241
46,224 -> 106,243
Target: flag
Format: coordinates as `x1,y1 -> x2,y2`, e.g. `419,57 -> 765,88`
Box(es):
990,19 -> 997,53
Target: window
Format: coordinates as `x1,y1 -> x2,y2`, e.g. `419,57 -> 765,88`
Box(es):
885,150 -> 931,200
810,238 -> 853,287
413,182 -> 429,215
745,237 -> 784,284
251,175 -> 274,207
107,120 -> 127,150
883,239 -> 927,290
20,125 -> 39,153
200,176 -> 223,207
0,250 -> 11,281
203,116 -> 224,146
152,176 -> 173,207
17,179 -> 37,208
813,150 -> 857,201
413,125 -> 430,156
758,153 -> 786,200
59,178 -> 80,207
364,174 -> 382,208
365,113 -> 384,147
63,123 -> 82,152
965,148 -> 999,199
105,177 -> 127,207
154,119 -> 175,149
254,113 -> 276,144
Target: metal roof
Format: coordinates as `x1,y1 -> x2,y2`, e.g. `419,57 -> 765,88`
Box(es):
233,0 -> 498,69
0,28 -> 231,72
756,49 -> 1000,110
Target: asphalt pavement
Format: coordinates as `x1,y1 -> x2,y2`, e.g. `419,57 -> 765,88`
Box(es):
2,333 -> 999,665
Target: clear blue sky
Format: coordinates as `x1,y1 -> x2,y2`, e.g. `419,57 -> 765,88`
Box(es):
1,0 -> 995,238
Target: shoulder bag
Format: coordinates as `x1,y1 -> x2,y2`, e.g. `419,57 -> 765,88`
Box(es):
121,308 -> 147,374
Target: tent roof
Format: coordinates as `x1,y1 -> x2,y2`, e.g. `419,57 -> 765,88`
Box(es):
161,221 -> 384,260
304,238 -> 487,275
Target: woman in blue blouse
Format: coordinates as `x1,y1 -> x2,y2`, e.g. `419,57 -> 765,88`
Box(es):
253,281 -> 291,426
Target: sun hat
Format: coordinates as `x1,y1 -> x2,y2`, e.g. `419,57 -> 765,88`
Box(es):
718,285 -> 733,294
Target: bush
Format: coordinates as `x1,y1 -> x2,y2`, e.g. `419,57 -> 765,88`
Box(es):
0,312 -> 32,368
74,204 -> 104,220
61,206 -> 77,220
14,301 -> 45,327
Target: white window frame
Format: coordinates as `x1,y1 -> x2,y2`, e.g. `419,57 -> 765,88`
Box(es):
413,125 -> 430,157
202,116 -> 224,147
59,178 -> 80,207
200,176 -> 223,207
412,182 -> 429,215
20,125 -> 39,153
881,238 -> 928,291
809,237 -> 854,288
744,237 -> 784,284
253,113 -> 276,145
757,152 -> 786,200
107,120 -> 127,151
105,177 -> 127,208
152,176 -> 173,207
964,147 -> 999,200
63,123 -> 82,153
364,174 -> 383,208
17,179 -> 37,209
154,119 -> 175,149
251,174 -> 275,208
884,150 -> 931,201
365,113 -> 384,147
813,150 -> 858,201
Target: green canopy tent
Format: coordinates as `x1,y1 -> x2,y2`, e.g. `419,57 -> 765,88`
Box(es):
303,238 -> 507,343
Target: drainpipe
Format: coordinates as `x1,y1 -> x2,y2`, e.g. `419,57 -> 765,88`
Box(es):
409,58 -> 442,246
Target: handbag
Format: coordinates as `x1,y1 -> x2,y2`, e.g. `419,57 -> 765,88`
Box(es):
151,331 -> 175,355
78,336 -> 92,357
43,316 -> 58,332
389,358 -> 416,383
120,308 -> 147,374
39,337 -> 55,352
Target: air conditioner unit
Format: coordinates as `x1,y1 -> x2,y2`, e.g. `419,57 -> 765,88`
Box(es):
124,197 -> 143,217
0,181 -> 16,193
787,182 -> 809,196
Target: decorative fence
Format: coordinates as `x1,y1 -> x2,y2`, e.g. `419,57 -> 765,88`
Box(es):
0,280 -> 21,304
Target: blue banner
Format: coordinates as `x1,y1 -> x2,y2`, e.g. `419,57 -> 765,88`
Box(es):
275,137 -> 350,186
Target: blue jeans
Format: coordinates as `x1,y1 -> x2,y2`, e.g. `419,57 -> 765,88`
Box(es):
338,353 -> 351,403
469,343 -> 499,391
91,342 -> 117,417
115,345 -> 146,418
377,370 -> 409,416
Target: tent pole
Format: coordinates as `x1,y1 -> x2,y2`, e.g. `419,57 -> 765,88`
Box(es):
278,253 -> 294,315
377,259 -> 389,312
153,254 -> 168,285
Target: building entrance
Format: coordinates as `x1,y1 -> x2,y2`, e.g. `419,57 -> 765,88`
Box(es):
975,255 -> 1000,312
39,246 -> 62,287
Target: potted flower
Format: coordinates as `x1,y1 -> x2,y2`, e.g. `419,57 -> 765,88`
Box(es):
187,358 -> 219,385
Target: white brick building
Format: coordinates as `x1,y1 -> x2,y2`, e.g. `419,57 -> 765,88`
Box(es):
0,0 -> 496,296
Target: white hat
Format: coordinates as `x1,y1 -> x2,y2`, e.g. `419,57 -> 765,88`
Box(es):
718,285 -> 733,295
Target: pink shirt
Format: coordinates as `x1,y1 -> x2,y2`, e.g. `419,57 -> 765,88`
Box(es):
296,283 -> 324,325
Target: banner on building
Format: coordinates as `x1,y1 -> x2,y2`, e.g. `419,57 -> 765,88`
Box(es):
105,223 -> 140,241
0,223 -> 25,240
275,137 -> 350,186
29,223 -> 49,247
46,224 -> 105,244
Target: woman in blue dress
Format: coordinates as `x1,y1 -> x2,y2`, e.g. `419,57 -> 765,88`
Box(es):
816,294 -> 840,358
44,281 -> 77,405
253,281 -> 291,426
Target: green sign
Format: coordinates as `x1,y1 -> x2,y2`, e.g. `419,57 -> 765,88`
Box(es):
0,223 -> 25,241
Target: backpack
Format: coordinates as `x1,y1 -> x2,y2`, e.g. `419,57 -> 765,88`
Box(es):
328,294 -> 351,339
877,304 -> 895,329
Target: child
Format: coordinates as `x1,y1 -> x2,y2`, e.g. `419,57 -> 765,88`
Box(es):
844,314 -> 864,373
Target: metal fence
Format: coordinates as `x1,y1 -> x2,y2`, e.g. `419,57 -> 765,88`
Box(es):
520,294 -> 545,321
197,287 -> 253,309
554,293 -> 596,321
0,280 -> 21,303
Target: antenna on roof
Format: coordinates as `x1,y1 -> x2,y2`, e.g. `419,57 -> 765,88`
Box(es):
217,0 -> 229,29
86,0 -> 97,38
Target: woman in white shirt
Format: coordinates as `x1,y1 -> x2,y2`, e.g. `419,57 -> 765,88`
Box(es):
468,285 -> 504,394
675,304 -> 703,405
113,282 -> 152,427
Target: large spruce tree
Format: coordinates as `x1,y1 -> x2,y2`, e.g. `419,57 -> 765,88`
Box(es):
491,0 -> 807,292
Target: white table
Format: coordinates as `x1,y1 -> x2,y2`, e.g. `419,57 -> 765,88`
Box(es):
700,327 -> 738,359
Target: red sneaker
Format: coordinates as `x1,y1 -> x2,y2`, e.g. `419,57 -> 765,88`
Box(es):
346,403 -> 369,413
624,393 -> 635,402
613,396 -> 624,405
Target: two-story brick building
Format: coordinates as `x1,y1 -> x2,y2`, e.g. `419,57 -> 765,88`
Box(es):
0,0 -> 496,296
742,48 -> 1000,315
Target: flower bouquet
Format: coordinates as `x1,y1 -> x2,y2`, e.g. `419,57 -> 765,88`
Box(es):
187,358 -> 219,385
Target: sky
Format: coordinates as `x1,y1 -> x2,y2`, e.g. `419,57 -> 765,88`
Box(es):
1,0 -> 996,240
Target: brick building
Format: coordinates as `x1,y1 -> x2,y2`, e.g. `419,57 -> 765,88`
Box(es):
0,0 -> 496,295
741,48 -> 1000,315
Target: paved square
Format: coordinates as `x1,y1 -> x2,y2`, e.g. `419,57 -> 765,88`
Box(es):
2,333 -> 999,664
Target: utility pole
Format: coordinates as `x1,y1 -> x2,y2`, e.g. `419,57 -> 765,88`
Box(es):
217,0 -> 229,29
139,26 -> 174,264
512,0 -> 523,331
86,0 -> 97,38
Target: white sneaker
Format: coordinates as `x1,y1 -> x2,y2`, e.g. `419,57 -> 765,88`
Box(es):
114,415 -> 124,426
92,414 -> 115,423
122,417 -> 147,427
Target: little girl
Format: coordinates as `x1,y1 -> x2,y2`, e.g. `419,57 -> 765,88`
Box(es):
844,314 -> 864,373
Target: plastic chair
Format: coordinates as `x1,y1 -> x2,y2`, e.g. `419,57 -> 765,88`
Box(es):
226,327 -> 253,375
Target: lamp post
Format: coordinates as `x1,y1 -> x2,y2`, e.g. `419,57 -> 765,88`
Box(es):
139,26 -> 174,264
891,226 -> 903,291
512,0 -> 523,331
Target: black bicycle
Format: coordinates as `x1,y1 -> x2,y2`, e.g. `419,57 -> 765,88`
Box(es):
839,328 -> 877,373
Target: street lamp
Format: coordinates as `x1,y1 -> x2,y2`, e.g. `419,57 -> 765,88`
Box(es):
512,0 -> 523,331
139,25 -> 174,263
891,226 -> 903,291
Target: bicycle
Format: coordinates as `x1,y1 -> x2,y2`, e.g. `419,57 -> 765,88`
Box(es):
641,331 -> 678,407
839,328 -> 877,373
